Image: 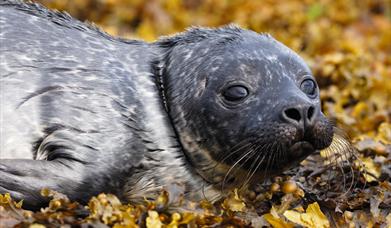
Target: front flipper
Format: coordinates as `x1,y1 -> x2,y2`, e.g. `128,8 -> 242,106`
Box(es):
0,159 -> 98,210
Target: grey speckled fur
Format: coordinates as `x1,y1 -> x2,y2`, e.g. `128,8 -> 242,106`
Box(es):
0,0 -> 333,210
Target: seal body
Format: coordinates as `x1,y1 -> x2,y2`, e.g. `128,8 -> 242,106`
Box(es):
0,0 -> 333,210
0,0 -> 206,209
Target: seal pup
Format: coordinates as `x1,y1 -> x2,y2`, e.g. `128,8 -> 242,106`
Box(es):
0,0 -> 334,210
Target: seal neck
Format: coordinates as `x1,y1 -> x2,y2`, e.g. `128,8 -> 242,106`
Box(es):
153,55 -> 224,193
154,51 -> 238,191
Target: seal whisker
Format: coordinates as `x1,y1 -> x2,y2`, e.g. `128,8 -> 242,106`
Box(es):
342,162 -> 356,196
242,143 -> 266,180
208,141 -> 252,177
320,129 -> 361,197
239,151 -> 262,190
241,142 -> 270,181
274,143 -> 282,168
335,137 -> 358,196
209,139 -> 254,182
240,145 -> 265,188
200,139 -> 255,200
240,143 -> 270,189
216,138 -> 255,164
270,142 -> 278,172
231,149 -> 259,190
263,142 -> 278,180
233,146 -> 258,175
221,148 -> 256,191
332,137 -> 354,192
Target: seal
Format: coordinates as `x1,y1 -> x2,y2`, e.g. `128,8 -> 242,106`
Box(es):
0,0 -> 334,210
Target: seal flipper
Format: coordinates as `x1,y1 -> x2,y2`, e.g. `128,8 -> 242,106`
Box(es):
0,159 -> 103,210
0,126 -> 139,210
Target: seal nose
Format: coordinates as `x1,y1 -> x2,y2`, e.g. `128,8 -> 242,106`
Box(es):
282,105 -> 316,130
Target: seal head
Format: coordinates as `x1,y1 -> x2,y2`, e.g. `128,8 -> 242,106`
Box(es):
158,26 -> 334,188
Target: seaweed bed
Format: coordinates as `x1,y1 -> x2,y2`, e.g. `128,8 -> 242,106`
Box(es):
1,0 -> 390,227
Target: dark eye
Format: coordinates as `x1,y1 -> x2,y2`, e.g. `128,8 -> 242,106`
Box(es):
223,85 -> 249,102
300,79 -> 317,97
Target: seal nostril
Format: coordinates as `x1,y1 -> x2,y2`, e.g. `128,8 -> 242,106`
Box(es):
284,108 -> 301,122
307,106 -> 315,121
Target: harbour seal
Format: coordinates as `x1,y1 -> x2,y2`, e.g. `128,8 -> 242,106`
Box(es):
0,0 -> 334,210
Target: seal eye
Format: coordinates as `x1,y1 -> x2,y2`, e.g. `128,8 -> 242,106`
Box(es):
223,85 -> 249,102
300,79 -> 317,97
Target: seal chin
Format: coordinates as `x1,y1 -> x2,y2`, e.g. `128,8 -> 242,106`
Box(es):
288,141 -> 315,160
269,141 -> 315,172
